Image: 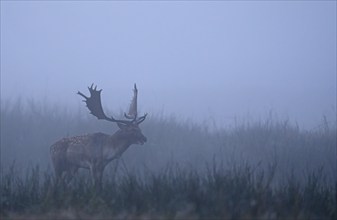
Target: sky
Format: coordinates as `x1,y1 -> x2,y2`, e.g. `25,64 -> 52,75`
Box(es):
1,1 -> 336,129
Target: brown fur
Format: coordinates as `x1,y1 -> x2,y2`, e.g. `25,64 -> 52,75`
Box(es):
50,125 -> 146,191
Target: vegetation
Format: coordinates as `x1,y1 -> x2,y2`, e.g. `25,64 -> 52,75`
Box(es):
1,99 -> 336,219
0,162 -> 335,219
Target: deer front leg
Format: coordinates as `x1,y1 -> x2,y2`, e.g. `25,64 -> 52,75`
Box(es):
90,164 -> 104,192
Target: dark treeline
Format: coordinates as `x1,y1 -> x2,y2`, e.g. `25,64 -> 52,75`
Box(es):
0,99 -> 336,219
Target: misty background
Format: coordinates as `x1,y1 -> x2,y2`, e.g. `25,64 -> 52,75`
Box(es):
1,1 -> 336,129
0,3 -> 336,218
0,1 -> 336,182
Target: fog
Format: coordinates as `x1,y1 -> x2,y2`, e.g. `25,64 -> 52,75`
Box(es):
1,2 -> 336,218
1,1 -> 336,129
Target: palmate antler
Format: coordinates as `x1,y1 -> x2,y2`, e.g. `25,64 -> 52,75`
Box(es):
124,84 -> 147,124
78,84 -> 147,125
125,84 -> 138,119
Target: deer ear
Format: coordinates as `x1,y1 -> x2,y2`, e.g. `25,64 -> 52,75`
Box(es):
117,123 -> 127,129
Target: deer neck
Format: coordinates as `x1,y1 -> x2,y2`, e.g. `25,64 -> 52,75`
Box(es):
105,130 -> 133,161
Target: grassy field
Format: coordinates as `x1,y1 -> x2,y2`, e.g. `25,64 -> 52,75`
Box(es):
1,99 -> 336,219
1,161 -> 335,219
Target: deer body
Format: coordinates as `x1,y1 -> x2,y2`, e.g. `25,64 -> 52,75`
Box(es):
50,84 -> 147,191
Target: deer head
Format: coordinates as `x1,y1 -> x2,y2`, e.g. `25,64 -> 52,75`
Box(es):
77,84 -> 147,145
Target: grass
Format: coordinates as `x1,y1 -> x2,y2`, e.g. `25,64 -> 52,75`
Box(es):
1,161 -> 335,219
0,99 -> 336,219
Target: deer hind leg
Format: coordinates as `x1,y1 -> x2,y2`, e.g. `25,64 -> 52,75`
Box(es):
51,142 -> 69,186
64,166 -> 79,184
51,159 -> 76,187
51,158 -> 64,186
54,168 -> 68,187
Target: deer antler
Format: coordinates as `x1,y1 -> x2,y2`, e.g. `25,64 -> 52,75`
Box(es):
136,113 -> 147,124
124,83 -> 147,125
77,84 -> 135,125
124,83 -> 138,119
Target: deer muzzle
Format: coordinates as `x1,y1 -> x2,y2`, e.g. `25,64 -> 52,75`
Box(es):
139,136 -> 147,145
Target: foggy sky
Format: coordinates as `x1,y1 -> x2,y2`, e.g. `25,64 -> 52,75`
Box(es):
1,1 -> 336,129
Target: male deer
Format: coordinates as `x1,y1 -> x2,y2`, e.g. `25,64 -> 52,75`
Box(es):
50,84 -> 147,191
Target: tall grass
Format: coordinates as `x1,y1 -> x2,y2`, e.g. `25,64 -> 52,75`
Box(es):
0,98 -> 336,219
1,161 -> 335,219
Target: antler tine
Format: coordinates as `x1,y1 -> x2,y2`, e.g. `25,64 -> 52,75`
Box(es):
124,112 -> 138,120
110,115 -> 137,125
77,91 -> 88,100
136,113 -> 148,125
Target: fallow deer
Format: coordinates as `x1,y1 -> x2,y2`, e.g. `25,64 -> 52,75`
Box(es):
50,84 -> 147,190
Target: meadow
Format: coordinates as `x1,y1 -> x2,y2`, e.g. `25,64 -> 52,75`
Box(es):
1,99 -> 336,219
